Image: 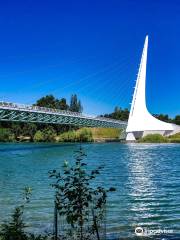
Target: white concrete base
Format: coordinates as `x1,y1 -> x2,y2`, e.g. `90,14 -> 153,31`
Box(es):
126,132 -> 136,141
126,126 -> 180,141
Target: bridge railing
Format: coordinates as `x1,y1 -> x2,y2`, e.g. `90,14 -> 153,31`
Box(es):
0,101 -> 126,125
0,101 -> 83,116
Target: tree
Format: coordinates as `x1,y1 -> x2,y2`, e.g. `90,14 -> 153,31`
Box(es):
101,106 -> 129,121
69,94 -> 83,113
36,95 -> 70,111
36,95 -> 58,109
49,147 -> 115,240
77,100 -> 83,113
155,114 -> 171,122
174,115 -> 180,125
58,98 -> 69,110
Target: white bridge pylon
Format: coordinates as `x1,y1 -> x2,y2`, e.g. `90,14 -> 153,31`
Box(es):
126,35 -> 178,141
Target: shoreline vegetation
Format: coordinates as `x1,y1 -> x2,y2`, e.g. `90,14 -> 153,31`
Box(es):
0,127 -> 122,143
138,133 -> 180,143
0,128 -> 180,143
0,94 -> 179,144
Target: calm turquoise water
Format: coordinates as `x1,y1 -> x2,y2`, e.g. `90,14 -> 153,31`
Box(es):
0,143 -> 180,238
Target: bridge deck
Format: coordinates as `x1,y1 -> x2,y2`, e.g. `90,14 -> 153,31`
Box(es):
0,102 -> 127,129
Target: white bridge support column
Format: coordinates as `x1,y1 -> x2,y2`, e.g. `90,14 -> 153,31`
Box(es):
126,36 -> 175,141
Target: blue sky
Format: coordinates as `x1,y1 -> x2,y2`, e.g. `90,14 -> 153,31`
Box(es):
0,0 -> 179,116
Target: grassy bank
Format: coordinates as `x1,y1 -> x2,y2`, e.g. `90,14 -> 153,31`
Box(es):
139,133 -> 180,143
90,127 -> 121,142
55,127 -> 121,142
0,127 -> 121,143
168,133 -> 180,143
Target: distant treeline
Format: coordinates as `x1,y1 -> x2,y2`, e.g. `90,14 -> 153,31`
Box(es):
154,114 -> 180,125
101,106 -> 180,125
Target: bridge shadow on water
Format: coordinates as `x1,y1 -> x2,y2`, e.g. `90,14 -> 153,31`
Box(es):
0,142 -> 80,152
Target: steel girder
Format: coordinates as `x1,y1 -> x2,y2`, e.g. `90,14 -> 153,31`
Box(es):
0,109 -> 127,129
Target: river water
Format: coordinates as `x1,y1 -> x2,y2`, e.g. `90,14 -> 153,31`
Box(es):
0,143 -> 180,238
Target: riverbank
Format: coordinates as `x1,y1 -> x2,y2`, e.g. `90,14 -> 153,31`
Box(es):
138,133 -> 180,143
0,127 -> 122,143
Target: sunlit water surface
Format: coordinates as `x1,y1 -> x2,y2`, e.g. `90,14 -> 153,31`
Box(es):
0,143 -> 180,238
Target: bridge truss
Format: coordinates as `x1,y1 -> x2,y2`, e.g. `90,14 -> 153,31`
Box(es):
0,102 -> 127,129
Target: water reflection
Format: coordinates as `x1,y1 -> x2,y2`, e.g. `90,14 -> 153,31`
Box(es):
127,145 -> 157,228
126,144 -> 179,232
0,143 -> 180,238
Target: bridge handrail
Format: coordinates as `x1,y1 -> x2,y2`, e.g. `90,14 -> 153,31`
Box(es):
0,101 -> 83,116
0,101 -> 126,125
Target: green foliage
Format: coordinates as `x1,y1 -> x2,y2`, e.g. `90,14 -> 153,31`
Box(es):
0,207 -> 47,240
90,127 -> 121,139
0,187 -> 31,240
58,130 -> 77,142
36,94 -> 70,111
69,94 -> 83,113
11,123 -> 23,139
0,128 -> 15,142
76,128 -> 93,142
169,138 -> 180,143
22,124 -> 37,141
49,147 -> 115,240
58,128 -> 93,142
0,93 -> 179,143
154,114 -> 180,126
102,107 -> 180,126
155,114 -> 172,123
168,133 -> 180,143
58,98 -> 69,110
0,187 -> 47,240
139,133 -> 180,143
0,207 -> 27,240
27,234 -> 47,240
42,126 -> 57,142
0,94 -> 84,142
173,115 -> 180,125
102,106 -> 129,121
139,134 -> 169,143
36,95 -> 60,109
33,127 -> 57,142
33,130 -> 44,142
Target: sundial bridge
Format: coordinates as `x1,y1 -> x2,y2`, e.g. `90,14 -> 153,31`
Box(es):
0,36 -> 179,141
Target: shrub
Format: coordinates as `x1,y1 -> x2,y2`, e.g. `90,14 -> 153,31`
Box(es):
76,128 -> 93,142
57,128 -> 93,142
0,188 -> 47,240
42,126 -> 57,142
33,130 -> 44,142
169,139 -> 180,143
0,128 -> 15,142
0,206 -> 27,240
33,127 -> 57,142
168,133 -> 180,143
49,147 -> 115,240
139,134 -> 169,143
58,130 -> 76,142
